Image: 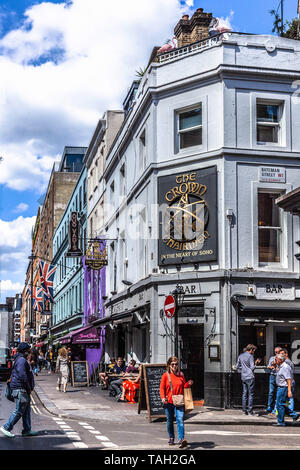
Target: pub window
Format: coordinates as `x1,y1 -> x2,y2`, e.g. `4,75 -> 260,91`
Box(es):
258,191 -> 282,265
257,101 -> 282,144
239,325 -> 267,366
177,105 -> 202,150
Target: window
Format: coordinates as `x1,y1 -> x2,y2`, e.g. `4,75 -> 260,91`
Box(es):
178,106 -> 202,150
257,102 -> 281,144
110,181 -> 115,206
120,164 -> 126,197
258,192 -> 282,264
139,130 -> 146,171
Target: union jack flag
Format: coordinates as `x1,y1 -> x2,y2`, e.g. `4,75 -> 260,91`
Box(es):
32,287 -> 44,312
39,260 -> 57,303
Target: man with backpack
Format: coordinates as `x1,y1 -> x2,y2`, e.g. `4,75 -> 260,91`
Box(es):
0,342 -> 38,438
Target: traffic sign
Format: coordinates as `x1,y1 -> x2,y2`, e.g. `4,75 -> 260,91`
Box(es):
164,295 -> 176,318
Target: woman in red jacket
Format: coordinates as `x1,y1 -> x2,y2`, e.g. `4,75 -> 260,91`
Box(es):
160,356 -> 193,448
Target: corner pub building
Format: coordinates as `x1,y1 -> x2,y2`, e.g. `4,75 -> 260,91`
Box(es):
95,10 -> 300,409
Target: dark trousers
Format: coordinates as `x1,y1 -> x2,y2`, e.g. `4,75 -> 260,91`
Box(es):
267,374 -> 277,412
110,379 -> 123,396
242,378 -> 255,413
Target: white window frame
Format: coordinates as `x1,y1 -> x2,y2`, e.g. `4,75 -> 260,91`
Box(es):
251,181 -> 292,271
176,104 -> 203,152
251,92 -> 291,151
257,189 -> 283,267
256,100 -> 281,145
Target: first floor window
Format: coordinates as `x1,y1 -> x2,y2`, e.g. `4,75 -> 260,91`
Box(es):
178,105 -> 202,150
258,191 -> 282,264
257,101 -> 281,144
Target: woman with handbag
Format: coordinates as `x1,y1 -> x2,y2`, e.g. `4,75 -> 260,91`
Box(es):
160,356 -> 193,448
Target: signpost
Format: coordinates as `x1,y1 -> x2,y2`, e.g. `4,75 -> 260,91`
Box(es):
164,295 -> 176,318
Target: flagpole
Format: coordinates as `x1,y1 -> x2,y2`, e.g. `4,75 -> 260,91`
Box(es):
30,250 -> 34,340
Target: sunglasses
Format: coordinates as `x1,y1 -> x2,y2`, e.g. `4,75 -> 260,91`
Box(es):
170,362 -> 178,366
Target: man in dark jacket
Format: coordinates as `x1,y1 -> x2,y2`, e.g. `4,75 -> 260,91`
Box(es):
0,342 -> 38,438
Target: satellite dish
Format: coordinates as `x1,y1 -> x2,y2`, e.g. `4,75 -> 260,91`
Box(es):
265,40 -> 276,53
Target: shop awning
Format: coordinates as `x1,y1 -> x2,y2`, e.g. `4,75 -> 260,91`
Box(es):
233,296 -> 300,314
93,311 -> 133,327
59,325 -> 100,345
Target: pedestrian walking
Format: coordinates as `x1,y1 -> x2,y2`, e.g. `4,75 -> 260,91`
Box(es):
266,345 -> 281,414
235,344 -> 260,416
56,347 -> 69,393
0,342 -> 38,438
31,347 -> 38,376
67,347 -> 72,383
38,350 -> 45,372
160,356 -> 193,449
273,354 -> 299,427
279,348 -> 296,414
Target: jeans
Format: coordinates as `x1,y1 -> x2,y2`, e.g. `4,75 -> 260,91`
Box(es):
242,378 -> 255,413
3,389 -> 31,433
164,403 -> 185,441
267,375 -> 277,412
276,386 -> 298,425
110,379 -> 123,396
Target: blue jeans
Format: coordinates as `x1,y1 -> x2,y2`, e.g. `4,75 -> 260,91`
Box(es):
3,389 -> 31,433
267,375 -> 277,412
242,379 -> 255,413
276,386 -> 297,425
288,383 -> 295,413
164,403 -> 185,441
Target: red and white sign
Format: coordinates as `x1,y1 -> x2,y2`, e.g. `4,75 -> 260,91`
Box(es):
164,295 -> 176,318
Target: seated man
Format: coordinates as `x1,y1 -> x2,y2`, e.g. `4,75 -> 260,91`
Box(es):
99,357 -> 116,389
109,357 -> 127,397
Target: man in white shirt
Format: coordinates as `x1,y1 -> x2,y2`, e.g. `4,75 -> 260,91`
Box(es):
273,355 -> 299,427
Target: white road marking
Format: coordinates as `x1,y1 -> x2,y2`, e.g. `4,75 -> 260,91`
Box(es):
82,425 -> 95,430
78,422 -> 89,425
60,425 -> 72,429
95,435 -> 109,441
101,442 -> 118,448
72,442 -> 88,449
187,430 -> 300,437
89,430 -> 101,434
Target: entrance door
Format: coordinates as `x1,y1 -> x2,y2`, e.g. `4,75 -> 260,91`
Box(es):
178,324 -> 204,400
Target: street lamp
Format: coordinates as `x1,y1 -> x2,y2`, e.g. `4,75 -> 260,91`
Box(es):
172,284 -> 185,357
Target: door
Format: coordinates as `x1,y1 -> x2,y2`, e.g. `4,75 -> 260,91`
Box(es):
178,324 -> 204,400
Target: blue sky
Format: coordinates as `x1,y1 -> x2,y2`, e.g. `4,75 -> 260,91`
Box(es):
0,0 -> 299,302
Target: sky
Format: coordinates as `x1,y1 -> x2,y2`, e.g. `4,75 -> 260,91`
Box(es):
0,0 -> 299,302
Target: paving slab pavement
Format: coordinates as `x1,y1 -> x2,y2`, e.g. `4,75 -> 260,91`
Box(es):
33,370 -> 280,426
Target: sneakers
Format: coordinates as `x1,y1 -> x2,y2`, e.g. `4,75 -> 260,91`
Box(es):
248,412 -> 257,416
292,414 -> 299,423
0,426 -> 15,438
56,386 -> 60,391
22,430 -> 39,437
272,423 -> 286,427
178,439 -> 188,449
168,438 -> 175,446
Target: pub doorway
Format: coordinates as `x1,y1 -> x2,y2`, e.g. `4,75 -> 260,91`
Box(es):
178,324 -> 204,400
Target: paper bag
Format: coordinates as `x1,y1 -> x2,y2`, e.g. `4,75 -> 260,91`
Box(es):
184,388 -> 194,414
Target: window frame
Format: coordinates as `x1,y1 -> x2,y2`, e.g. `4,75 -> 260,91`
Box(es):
257,190 -> 283,266
176,104 -> 203,152
256,100 -> 282,145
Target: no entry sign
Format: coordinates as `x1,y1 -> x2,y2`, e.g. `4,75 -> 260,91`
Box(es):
164,295 -> 176,318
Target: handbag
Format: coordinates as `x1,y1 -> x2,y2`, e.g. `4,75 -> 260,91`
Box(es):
184,387 -> 194,414
167,372 -> 184,407
5,380 -> 14,402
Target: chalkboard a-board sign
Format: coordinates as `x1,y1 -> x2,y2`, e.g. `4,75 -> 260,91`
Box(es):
71,361 -> 90,386
138,364 -> 166,422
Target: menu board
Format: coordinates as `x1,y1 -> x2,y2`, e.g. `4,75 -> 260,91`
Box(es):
71,361 -> 89,386
138,364 -> 166,422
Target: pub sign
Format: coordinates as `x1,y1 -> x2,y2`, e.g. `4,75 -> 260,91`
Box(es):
66,212 -> 82,257
158,166 -> 217,265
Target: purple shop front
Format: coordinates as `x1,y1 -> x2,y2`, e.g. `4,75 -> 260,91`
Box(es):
81,240 -> 106,375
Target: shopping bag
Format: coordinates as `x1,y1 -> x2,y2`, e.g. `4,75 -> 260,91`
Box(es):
184,388 -> 194,414
5,381 -> 14,402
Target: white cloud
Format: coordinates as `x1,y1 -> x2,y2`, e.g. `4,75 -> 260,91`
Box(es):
217,10 -> 234,30
0,280 -> 23,292
14,202 -> 29,213
0,0 -> 192,191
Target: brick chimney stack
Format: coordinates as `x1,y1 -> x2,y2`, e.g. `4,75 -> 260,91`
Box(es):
174,8 -> 213,47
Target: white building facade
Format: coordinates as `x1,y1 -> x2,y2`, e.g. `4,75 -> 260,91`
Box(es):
91,30 -> 300,407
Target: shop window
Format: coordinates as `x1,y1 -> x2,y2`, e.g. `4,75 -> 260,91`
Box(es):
177,105 -> 202,150
256,101 -> 282,144
238,325 -> 266,366
258,191 -> 282,265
